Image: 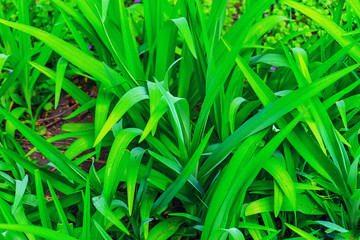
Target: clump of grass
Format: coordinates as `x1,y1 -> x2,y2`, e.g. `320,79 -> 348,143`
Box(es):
0,0 -> 359,239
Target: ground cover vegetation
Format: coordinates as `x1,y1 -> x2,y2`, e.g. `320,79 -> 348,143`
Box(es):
0,0 -> 360,239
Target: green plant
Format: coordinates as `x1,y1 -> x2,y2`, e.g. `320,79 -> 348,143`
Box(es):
0,0 -> 359,239
0,0 -> 73,127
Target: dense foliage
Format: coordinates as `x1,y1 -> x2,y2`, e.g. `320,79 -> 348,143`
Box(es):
0,0 -> 360,239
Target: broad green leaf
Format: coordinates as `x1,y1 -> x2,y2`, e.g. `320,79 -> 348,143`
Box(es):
336,100 -> 348,130
273,181 -> 284,218
249,54 -> 289,68
63,99 -> 96,120
101,0 -> 110,23
92,195 -> 130,235
245,195 -> 324,216
62,122 -> 94,132
94,87 -> 149,145
315,221 -> 349,233
140,96 -> 169,142
168,213 -> 201,223
152,127 -> 213,213
12,175 -> 28,215
148,150 -> 204,194
0,19 -> 133,90
94,84 -> 113,159
118,0 -> 145,81
0,224 -> 77,240
34,170 -> 51,229
285,223 -> 319,240
93,220 -> 112,240
148,217 -> 183,240
140,192 -> 157,240
65,135 -> 95,160
55,57 -> 68,109
264,153 -> 296,210
127,147 -> 145,216
347,157 -> 359,192
48,181 -> 73,236
154,79 -> 188,158
212,228 -> 246,240
229,97 -> 246,133
238,222 -> 277,232
245,16 -> 288,43
26,131 -> 92,157
102,129 -> 141,202
171,17 -> 197,58
222,228 -> 245,240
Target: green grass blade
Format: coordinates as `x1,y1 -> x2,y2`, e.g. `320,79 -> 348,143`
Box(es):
154,79 -> 189,161
315,220 -> 349,233
147,217 -> 183,240
152,127 -> 213,213
203,110 -> 304,239
93,220 -> 113,240
200,61 -> 359,177
0,19 -> 130,90
245,15 -> 288,43
285,223 -> 319,240
245,195 -> 324,216
101,0 -> 110,23
65,135 -> 95,160
0,224 -> 77,240
264,155 -> 296,210
94,84 -> 113,159
54,57 -> 68,109
102,129 -> 141,202
149,150 -> 204,194
140,191 -> 157,239
118,0 -> 144,81
238,222 -> 277,232
229,97 -> 246,134
12,175 -> 28,215
127,147 -> 145,216
34,170 -> 51,229
94,87 -> 149,146
139,96 -> 169,142
0,149 -> 76,194
92,195 -> 130,235
347,0 -> 360,20
47,181 -> 73,236
29,61 -> 92,105
64,99 -> 96,120
171,17 -> 197,58
0,107 -> 87,185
